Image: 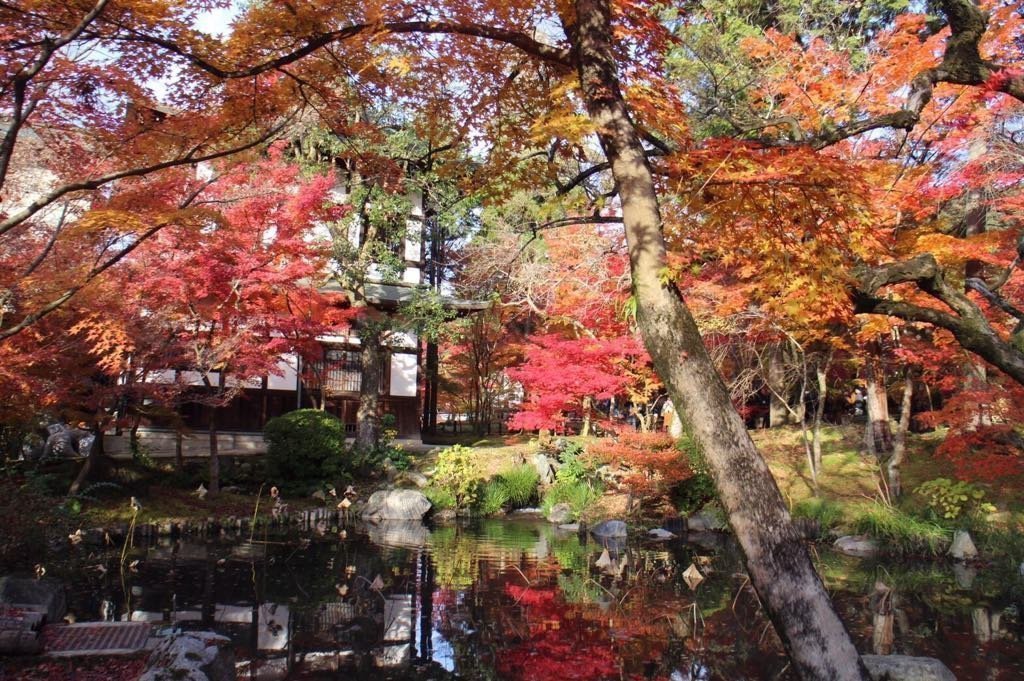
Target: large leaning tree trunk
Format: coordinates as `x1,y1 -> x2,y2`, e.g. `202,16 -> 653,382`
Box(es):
571,2 -> 868,679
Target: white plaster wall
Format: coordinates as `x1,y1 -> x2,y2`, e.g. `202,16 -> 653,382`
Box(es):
389,353 -> 418,397
267,354 -> 299,390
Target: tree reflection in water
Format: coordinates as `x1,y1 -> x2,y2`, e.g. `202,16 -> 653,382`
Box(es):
12,518 -> 1024,680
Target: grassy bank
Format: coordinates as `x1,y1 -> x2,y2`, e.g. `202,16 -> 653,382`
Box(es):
5,424 -> 1022,562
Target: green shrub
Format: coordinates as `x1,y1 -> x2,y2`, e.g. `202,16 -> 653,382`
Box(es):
263,409 -> 348,494
386,446 -> 412,471
555,441 -> 591,484
672,430 -> 717,513
498,465 -> 539,508
541,479 -> 602,521
851,504 -> 951,556
424,485 -> 457,510
915,478 -> 996,521
477,480 -> 510,516
432,444 -> 481,508
792,498 -> 844,532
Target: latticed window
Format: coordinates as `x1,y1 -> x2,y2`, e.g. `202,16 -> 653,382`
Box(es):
323,348 -> 361,393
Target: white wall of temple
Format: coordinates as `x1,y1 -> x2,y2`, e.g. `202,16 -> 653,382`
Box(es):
143,369 -> 261,389
389,353 -> 418,398
267,354 -> 299,391
135,335 -> 418,398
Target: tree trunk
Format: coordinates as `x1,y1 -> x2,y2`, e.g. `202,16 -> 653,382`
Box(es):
863,358 -> 893,459
423,340 -> 439,435
768,345 -> 799,426
69,424 -> 105,496
889,369 -> 915,498
129,412 -> 142,460
207,370 -> 225,498
571,2 -> 867,679
812,351 -> 833,473
581,395 -> 592,436
356,331 -> 383,450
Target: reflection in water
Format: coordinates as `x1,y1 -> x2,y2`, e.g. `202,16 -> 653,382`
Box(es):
4,519 -> 1023,680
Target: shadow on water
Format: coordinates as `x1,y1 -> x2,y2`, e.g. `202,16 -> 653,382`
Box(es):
3,518 -> 1023,680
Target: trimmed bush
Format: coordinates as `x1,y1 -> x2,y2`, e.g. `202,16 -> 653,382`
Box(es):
264,409 -> 347,494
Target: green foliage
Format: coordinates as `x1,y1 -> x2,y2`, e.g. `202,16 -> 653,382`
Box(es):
387,446 -> 412,471
792,498 -> 844,532
555,440 -> 592,484
497,465 -> 540,508
129,439 -> 157,469
472,464 -> 540,516
378,414 -> 411,471
423,485 -> 457,510
558,573 -> 603,604
432,445 -> 481,509
263,409 -> 348,494
541,479 -> 602,521
672,430 -> 717,513
19,464 -> 77,497
0,422 -> 39,463
477,480 -> 510,516
400,289 -> 458,343
915,478 -> 996,521
20,470 -> 61,496
851,504 -> 951,556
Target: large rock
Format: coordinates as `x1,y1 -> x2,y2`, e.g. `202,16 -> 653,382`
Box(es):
834,535 -> 880,558
686,511 -> 727,533
949,530 -> 978,561
862,654 -> 956,681
361,489 -> 432,521
532,453 -> 557,484
401,470 -> 430,489
546,503 -> 573,524
0,577 -> 66,622
139,632 -> 235,681
590,519 -> 628,539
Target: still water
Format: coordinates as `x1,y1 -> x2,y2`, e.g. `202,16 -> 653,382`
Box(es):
12,518 -> 1024,680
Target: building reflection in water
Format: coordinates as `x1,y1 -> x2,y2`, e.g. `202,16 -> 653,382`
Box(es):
47,518 -> 1024,681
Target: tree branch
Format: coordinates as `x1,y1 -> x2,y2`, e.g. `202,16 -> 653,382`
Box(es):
853,255 -> 1024,385
101,18 -> 572,80
749,0 -> 1024,151
0,114 -> 294,237
0,0 -> 112,190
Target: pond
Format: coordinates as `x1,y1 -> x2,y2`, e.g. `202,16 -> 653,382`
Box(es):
4,517 -> 1023,680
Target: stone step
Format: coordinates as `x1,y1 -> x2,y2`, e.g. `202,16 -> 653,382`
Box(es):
43,622 -> 152,657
